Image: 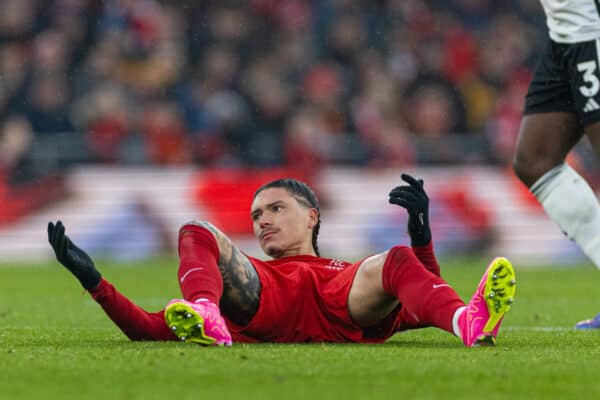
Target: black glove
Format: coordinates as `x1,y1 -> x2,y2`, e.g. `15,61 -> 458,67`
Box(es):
48,220 -> 101,290
388,173 -> 431,246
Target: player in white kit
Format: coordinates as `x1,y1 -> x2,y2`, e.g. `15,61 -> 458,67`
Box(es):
513,0 -> 600,329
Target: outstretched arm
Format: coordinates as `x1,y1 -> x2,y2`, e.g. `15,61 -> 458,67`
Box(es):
48,220 -> 174,340
48,220 -> 101,290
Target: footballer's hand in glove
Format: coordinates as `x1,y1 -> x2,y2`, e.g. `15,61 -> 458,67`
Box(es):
388,173 -> 432,246
48,220 -> 101,290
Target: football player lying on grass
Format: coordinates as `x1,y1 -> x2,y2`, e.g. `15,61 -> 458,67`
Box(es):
48,174 -> 516,346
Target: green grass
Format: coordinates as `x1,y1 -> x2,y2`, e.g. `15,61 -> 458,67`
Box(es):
1,258 -> 600,400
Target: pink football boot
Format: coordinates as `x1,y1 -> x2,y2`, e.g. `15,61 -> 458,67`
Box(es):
164,299 -> 233,346
458,257 -> 516,347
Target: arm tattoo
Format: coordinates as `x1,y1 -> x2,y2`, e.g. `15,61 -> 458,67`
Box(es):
186,221 -> 261,326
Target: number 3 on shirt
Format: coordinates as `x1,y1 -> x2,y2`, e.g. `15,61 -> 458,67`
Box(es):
577,60 -> 600,97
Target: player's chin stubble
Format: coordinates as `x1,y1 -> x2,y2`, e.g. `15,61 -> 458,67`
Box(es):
264,243 -> 282,258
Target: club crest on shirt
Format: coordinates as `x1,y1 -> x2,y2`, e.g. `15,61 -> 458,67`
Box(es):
327,259 -> 346,270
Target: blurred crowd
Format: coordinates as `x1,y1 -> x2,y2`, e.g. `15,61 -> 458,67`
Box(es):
0,0 -> 548,183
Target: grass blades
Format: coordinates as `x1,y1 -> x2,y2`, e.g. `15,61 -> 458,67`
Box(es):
1,258 -> 600,399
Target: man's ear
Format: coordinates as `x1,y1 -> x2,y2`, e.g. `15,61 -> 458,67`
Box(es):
308,208 -> 319,228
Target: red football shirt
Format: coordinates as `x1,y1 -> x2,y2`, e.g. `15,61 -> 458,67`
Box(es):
225,254 -> 370,342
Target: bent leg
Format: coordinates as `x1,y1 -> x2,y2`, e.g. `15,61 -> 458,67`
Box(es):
515,114 -> 600,267
348,246 -> 464,334
178,221 -> 261,326
347,252 -> 399,327
90,279 -> 175,341
513,112 -> 581,187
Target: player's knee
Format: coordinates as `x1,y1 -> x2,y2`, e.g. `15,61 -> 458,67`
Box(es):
383,246 -> 414,269
358,247 -> 414,281
179,220 -> 220,239
365,247 -> 417,286
512,153 -> 559,188
379,246 -> 415,294
178,220 -> 220,256
180,220 -> 215,232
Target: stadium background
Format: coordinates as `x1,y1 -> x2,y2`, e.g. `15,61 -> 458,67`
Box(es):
0,0 -> 595,265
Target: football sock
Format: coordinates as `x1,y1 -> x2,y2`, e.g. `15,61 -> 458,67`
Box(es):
381,246 -> 465,334
411,242 -> 441,276
90,279 -> 174,341
177,224 -> 223,304
452,306 -> 467,338
531,163 -> 600,268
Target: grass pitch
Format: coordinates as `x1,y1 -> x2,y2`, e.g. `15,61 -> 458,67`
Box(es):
1,257 -> 600,400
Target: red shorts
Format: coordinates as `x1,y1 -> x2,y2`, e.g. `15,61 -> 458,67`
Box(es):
224,249 -> 424,343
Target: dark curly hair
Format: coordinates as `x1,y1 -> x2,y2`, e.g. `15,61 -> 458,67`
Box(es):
253,178 -> 321,256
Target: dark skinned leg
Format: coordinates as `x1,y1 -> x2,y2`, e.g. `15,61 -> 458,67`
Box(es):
514,113 -> 600,269
583,120 -> 600,156
513,112 -> 582,187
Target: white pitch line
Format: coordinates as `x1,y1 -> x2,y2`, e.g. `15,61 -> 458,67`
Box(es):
1,326 -> 117,331
505,326 -> 573,332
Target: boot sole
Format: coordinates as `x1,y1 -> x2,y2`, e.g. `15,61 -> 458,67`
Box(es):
164,302 -> 217,346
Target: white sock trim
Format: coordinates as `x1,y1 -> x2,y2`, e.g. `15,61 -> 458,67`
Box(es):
530,163 -> 566,202
194,298 -> 210,303
531,163 -> 600,268
452,306 -> 467,338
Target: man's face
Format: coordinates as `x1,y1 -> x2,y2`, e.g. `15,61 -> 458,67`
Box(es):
250,187 -> 317,258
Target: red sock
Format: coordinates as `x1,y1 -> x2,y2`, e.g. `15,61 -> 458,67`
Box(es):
90,279 -> 175,341
177,224 -> 223,304
412,242 -> 441,276
381,246 -> 464,334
